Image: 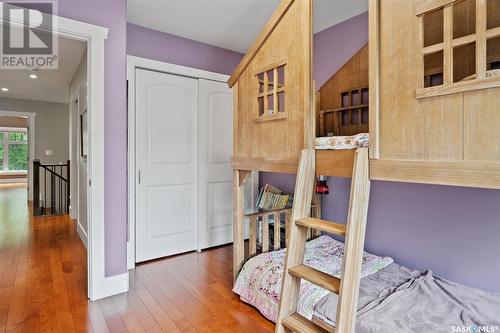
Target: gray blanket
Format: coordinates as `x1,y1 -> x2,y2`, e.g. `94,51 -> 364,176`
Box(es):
314,263 -> 500,332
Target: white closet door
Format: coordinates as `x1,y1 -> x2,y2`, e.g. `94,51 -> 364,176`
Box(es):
198,79 -> 234,249
136,69 -> 198,262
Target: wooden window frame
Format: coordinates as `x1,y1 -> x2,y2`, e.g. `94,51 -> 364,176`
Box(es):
255,59 -> 287,122
416,0 -> 500,98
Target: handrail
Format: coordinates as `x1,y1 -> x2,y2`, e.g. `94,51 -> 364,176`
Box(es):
33,159 -> 70,216
40,165 -> 68,181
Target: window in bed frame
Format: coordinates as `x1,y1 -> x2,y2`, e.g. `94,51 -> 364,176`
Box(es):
416,0 -> 500,98
256,60 -> 286,121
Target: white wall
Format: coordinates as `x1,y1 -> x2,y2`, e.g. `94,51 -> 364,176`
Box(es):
0,98 -> 70,209
69,50 -> 88,247
0,98 -> 69,164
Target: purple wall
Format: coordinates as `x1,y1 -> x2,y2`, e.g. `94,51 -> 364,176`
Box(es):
260,173 -> 500,293
314,12 -> 368,88
57,0 -> 128,277
127,23 -> 244,76
260,12 -> 500,293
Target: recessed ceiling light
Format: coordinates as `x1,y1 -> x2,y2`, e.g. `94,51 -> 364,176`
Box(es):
29,74 -> 38,79
1,87 -> 8,92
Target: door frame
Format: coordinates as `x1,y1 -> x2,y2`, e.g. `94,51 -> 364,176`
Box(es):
127,56 -> 258,269
0,11 -> 128,300
0,111 -> 35,199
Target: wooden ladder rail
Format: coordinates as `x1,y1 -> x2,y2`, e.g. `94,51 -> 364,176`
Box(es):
275,147 -> 370,333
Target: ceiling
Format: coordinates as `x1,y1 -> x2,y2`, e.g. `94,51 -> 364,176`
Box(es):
0,35 -> 86,104
127,0 -> 368,53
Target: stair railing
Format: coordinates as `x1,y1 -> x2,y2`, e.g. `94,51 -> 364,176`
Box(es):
33,159 -> 70,216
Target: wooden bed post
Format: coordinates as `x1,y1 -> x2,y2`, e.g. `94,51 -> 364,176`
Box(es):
335,148 -> 371,333
233,169 -> 251,282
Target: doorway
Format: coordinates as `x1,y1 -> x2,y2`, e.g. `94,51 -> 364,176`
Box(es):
0,9 -> 116,300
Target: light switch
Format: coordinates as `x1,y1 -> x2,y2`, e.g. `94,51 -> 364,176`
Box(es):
45,150 -> 52,156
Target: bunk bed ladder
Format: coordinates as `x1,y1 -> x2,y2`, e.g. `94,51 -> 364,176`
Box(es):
275,147 -> 370,333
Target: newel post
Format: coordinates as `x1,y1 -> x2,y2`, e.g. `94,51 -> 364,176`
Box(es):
33,159 -> 40,215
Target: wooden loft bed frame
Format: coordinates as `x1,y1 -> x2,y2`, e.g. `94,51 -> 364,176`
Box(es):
227,0 -> 499,332
228,0 -> 371,332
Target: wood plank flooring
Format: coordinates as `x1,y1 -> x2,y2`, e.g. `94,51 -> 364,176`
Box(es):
0,184 -> 275,332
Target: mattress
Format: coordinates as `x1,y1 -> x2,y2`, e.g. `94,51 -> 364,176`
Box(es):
234,236 -> 500,332
315,133 -> 369,150
314,263 -> 500,332
232,235 -> 393,322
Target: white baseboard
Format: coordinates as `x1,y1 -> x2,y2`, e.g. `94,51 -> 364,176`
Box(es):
69,205 -> 78,220
91,272 -> 129,301
77,221 -> 88,248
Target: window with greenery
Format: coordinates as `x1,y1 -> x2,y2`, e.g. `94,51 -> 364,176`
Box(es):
0,130 -> 28,172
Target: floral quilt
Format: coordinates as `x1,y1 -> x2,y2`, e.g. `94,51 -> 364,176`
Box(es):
315,133 -> 369,150
233,235 -> 393,322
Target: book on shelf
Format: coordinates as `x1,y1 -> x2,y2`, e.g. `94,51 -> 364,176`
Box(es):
256,184 -> 293,211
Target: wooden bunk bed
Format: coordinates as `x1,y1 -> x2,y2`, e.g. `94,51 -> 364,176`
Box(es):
227,0 -> 371,332
227,0 -> 500,332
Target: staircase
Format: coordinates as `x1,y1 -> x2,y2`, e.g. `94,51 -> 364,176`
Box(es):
275,147 -> 370,333
33,159 -> 70,216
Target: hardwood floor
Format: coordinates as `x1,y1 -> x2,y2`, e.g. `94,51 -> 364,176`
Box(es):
0,184 -> 275,332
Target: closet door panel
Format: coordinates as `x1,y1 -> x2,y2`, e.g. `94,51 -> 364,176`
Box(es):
136,69 -> 198,262
198,79 -> 234,249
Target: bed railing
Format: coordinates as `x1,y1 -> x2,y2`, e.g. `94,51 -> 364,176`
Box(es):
243,197 -> 321,259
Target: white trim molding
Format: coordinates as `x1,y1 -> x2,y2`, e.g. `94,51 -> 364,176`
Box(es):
77,220 -> 88,248
0,10 -> 128,300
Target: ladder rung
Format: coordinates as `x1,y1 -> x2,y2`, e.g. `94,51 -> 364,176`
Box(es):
282,313 -> 331,333
295,218 -> 346,236
288,264 -> 340,294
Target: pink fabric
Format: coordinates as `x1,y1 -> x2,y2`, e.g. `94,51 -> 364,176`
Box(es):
233,235 -> 393,321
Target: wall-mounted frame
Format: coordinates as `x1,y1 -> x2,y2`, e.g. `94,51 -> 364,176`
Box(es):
80,109 -> 88,157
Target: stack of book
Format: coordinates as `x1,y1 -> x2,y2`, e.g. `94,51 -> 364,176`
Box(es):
256,184 -> 292,211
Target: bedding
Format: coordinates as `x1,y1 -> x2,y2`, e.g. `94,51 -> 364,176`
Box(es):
314,263 -> 500,333
315,133 -> 369,150
232,235 -> 393,322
